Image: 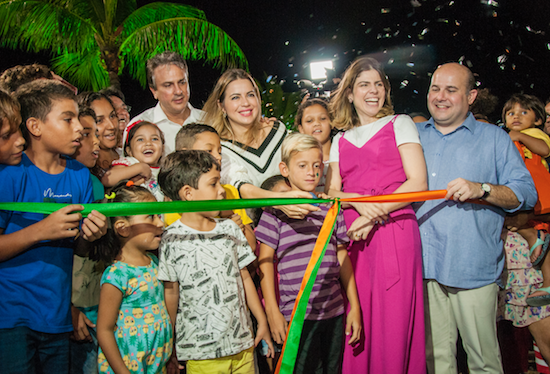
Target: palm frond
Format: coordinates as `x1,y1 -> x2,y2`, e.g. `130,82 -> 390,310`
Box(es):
120,2 -> 206,39
51,49 -> 110,91
89,0 -> 106,23
0,0 -> 96,54
121,17 -> 248,87
258,76 -> 301,129
113,0 -> 137,27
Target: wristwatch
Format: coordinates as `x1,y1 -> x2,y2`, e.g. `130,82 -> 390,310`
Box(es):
480,183 -> 491,200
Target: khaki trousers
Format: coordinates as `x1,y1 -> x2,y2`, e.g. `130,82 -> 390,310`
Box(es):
424,280 -> 503,374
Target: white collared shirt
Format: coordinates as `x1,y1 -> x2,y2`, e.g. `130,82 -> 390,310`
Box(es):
127,102 -> 206,155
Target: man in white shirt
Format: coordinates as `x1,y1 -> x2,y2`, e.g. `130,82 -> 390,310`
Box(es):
128,52 -> 205,155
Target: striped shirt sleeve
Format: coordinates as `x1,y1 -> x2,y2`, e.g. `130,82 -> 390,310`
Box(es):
255,209 -> 280,250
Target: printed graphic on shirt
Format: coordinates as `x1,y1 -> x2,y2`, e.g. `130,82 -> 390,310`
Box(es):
158,219 -> 256,360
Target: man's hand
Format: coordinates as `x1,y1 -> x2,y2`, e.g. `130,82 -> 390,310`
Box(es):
445,178 -> 483,202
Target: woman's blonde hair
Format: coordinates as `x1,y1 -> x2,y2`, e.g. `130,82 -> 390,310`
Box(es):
330,56 -> 394,130
203,69 -> 263,146
281,132 -> 322,165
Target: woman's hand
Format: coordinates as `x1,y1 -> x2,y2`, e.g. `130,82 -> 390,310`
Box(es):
351,202 -> 389,223
347,216 -> 375,241
316,192 -> 331,200
275,190 -> 320,219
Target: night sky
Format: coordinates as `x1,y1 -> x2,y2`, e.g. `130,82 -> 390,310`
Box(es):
2,0 -> 550,122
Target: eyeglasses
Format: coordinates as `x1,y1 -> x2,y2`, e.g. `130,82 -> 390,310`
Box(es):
123,105 -> 132,113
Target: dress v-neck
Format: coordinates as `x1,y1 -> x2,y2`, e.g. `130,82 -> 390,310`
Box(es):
342,116 -> 396,149
222,122 -> 280,158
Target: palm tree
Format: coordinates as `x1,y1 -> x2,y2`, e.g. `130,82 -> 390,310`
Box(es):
258,75 -> 302,130
0,0 -> 248,91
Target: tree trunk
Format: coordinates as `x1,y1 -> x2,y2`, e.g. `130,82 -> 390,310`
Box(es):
101,45 -> 122,91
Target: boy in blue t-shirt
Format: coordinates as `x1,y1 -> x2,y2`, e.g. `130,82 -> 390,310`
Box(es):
0,80 -> 107,374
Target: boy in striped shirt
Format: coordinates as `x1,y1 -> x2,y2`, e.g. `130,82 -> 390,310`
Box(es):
256,133 -> 361,373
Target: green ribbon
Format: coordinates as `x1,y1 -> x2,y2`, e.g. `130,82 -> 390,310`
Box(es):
0,198 -> 333,217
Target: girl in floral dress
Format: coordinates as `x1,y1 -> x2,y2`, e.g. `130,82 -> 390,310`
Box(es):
96,181 -> 172,373
499,229 -> 550,372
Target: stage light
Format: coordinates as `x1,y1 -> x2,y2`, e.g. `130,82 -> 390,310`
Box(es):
310,60 -> 333,80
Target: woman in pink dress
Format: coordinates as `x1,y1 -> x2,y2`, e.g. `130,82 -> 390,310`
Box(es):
326,56 -> 427,373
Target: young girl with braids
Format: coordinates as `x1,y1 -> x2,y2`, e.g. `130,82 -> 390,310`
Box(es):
95,181 -> 172,374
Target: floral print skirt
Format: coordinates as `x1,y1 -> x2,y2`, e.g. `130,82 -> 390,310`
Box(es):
498,231 -> 550,327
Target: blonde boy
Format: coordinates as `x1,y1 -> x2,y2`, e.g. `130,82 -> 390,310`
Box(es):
256,133 -> 361,373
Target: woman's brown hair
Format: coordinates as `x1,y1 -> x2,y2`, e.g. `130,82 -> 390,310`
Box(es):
203,69 -> 263,146
330,56 -> 394,131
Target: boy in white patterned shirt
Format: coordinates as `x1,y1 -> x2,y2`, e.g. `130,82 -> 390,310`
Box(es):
157,150 -> 273,373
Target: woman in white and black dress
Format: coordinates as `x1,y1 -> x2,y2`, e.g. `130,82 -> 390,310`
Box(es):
203,69 -> 317,220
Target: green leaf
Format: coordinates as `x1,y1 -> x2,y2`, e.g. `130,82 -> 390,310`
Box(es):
51,49 -> 110,91
121,17 -> 248,87
258,75 -> 301,129
0,0 -> 96,54
89,0 -> 106,23
121,1 -> 206,38
0,0 -> 247,90
113,0 -> 137,26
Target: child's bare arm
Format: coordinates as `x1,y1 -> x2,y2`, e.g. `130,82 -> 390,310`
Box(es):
164,281 -> 184,373
0,204 -> 84,262
258,242 -> 287,345
337,244 -> 362,345
227,214 -> 256,251
164,281 -> 179,327
240,266 -> 274,358
97,283 -> 130,374
243,224 -> 257,252
101,163 -> 152,187
509,130 -> 550,157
